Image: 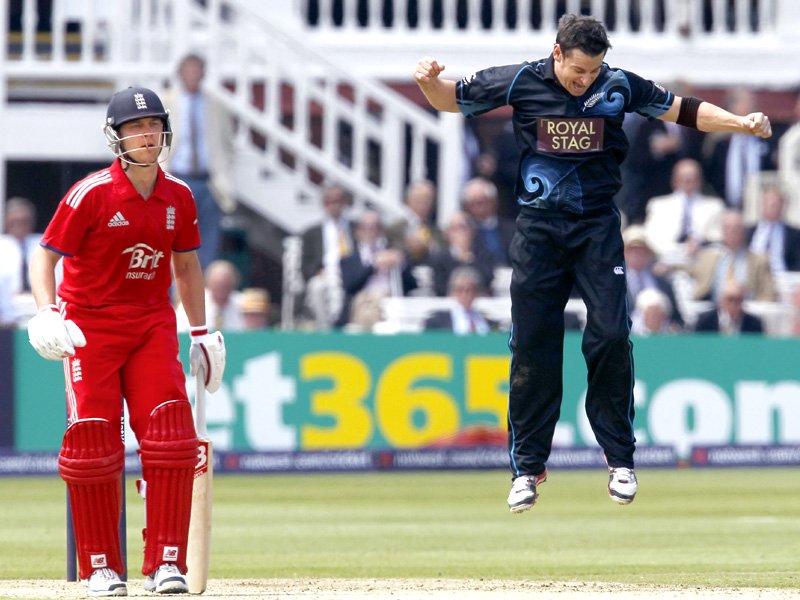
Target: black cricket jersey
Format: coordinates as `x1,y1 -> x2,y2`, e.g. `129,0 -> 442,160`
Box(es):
456,54 -> 674,215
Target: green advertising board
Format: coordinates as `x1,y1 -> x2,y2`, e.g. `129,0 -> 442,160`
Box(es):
13,330 -> 800,457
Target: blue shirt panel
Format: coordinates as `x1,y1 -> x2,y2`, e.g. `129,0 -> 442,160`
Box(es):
456,55 -> 674,214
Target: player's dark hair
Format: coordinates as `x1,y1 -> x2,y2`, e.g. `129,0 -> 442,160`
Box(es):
556,14 -> 611,57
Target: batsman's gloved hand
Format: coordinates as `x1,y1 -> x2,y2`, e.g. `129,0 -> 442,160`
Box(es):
27,304 -> 87,360
190,326 -> 226,393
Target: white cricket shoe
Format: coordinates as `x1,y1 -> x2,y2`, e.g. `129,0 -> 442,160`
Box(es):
608,467 -> 638,505
86,567 -> 127,597
144,563 -> 188,594
507,469 -> 548,513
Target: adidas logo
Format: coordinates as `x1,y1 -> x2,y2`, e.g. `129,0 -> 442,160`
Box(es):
108,211 -> 130,227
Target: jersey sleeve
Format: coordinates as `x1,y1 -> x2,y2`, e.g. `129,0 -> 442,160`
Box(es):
622,69 -> 675,119
456,64 -> 523,118
171,191 -> 201,253
39,185 -> 98,257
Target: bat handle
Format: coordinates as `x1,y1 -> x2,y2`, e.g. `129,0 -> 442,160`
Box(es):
195,365 -> 208,437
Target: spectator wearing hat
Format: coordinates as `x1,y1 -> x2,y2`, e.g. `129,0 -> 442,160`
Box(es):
622,225 -> 685,329
239,288 -> 271,330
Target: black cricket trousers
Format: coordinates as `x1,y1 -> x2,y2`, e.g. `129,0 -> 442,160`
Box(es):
507,207 -> 635,478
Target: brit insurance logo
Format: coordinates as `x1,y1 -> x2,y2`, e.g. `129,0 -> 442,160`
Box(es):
122,242 -> 165,280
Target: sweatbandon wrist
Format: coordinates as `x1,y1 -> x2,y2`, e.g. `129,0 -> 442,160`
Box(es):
190,325 -> 209,338
38,304 -> 59,313
676,96 -> 703,129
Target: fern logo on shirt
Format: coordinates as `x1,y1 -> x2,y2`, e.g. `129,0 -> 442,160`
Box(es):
122,242 -> 165,280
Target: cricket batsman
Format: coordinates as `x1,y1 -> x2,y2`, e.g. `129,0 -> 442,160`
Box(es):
27,86 -> 225,596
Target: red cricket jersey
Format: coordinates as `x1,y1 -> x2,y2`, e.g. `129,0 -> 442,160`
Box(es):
41,160 -> 201,308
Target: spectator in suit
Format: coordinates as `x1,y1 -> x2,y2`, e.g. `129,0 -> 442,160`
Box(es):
0,196 -> 52,322
689,209 -> 776,302
386,179 -> 445,266
1,197 -> 40,294
300,184 -> 354,329
746,186 -> 800,273
622,225 -> 685,328
427,211 -> 494,297
702,87 -> 774,209
643,158 -> 725,264
163,53 -> 235,270
424,266 -> 495,335
694,279 -> 764,334
616,114 -> 682,224
338,210 -> 417,330
461,177 -> 516,267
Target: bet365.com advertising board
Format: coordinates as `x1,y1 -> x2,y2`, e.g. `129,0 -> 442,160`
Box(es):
11,331 -> 800,459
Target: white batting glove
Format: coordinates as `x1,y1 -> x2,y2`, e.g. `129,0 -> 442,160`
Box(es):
189,326 -> 226,393
27,304 -> 87,360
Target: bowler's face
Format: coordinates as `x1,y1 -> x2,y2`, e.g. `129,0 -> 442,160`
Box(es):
553,45 -> 605,97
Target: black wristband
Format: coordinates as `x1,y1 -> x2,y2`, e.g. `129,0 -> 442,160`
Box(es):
676,96 -> 703,129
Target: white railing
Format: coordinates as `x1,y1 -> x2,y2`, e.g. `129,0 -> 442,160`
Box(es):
291,0 -> 800,87
201,0 -> 463,231
0,0 -> 462,233
299,0 -> 779,36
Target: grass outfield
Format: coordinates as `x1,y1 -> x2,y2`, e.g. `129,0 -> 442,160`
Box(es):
1,468 -> 798,588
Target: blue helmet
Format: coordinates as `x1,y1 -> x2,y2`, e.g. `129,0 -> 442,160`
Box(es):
105,86 -> 169,130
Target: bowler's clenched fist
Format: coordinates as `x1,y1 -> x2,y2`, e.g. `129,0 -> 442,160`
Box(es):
746,112 -> 772,139
415,57 -> 446,85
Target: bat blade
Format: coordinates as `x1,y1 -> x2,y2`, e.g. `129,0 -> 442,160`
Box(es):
187,373 -> 212,594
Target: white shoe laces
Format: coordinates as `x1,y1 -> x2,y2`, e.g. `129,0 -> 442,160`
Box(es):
91,568 -> 119,582
611,467 -> 635,483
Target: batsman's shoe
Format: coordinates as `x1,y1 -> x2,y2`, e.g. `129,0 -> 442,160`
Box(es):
608,467 -> 638,505
86,568 -> 127,597
144,563 -> 188,594
507,469 -> 548,513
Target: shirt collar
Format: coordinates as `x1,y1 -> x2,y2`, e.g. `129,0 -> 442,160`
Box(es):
542,54 -> 558,82
110,159 -> 168,201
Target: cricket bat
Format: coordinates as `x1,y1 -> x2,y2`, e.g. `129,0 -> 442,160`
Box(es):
187,369 -> 213,594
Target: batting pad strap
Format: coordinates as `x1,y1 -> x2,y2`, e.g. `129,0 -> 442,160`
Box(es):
58,419 -> 125,580
677,96 -> 703,129
139,400 -> 198,575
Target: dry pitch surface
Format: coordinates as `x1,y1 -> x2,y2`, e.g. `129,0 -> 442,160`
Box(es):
1,579 -> 798,599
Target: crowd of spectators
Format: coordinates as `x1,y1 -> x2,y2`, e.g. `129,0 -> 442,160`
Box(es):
4,81 -> 800,337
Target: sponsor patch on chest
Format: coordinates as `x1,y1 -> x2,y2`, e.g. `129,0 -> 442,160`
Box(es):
536,118 -> 604,153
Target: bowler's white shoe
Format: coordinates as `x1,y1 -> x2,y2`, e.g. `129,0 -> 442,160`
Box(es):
608,467 -> 638,505
86,567 -> 127,597
507,469 -> 548,513
144,563 -> 188,594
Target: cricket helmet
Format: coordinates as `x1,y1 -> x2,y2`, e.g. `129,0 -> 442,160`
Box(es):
103,86 -> 172,164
